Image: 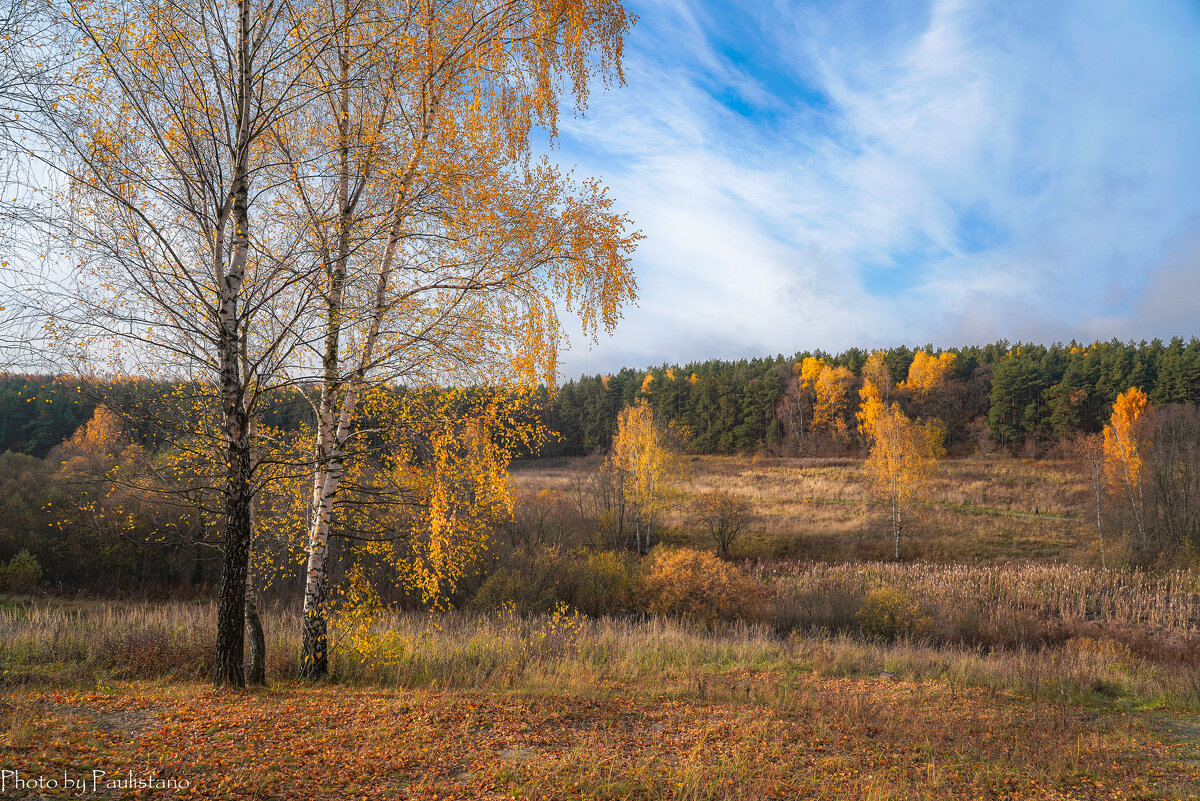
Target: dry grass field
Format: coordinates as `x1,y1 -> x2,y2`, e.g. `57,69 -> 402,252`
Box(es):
4,455 -> 1197,799
509,455 -> 1096,564
2,602 -> 1200,799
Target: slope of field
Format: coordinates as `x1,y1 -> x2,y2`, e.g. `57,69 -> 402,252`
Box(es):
509,455 -> 1096,564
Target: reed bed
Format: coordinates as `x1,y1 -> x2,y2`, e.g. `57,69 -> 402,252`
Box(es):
760,561 -> 1200,633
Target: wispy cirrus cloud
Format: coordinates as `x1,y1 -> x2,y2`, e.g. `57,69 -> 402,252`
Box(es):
549,0 -> 1200,379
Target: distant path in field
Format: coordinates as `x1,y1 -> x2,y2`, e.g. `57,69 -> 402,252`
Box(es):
790,497 -> 1074,521
936,502 -> 1074,521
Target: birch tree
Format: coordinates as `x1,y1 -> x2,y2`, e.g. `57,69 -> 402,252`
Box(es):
862,402 -> 942,561
606,400 -> 677,554
1103,387 -> 1150,555
285,0 -> 639,678
29,0 -> 336,686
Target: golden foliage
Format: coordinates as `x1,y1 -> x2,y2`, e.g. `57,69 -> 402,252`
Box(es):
344,389 -> 539,610
862,403 -> 943,558
794,357 -> 855,441
1101,386 -> 1152,550
60,406 -> 139,468
901,351 -> 957,398
856,351 -> 891,440
797,356 -> 824,388
812,364 -> 855,442
640,547 -> 765,623
605,400 -> 680,551
1103,387 -> 1149,492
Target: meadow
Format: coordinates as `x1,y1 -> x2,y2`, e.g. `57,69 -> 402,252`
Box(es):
3,454 -> 1200,799
509,455 -> 1097,563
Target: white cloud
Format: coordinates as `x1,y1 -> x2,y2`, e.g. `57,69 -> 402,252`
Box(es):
550,0 -> 1200,379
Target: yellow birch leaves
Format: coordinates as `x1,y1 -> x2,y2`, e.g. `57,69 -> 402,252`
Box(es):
798,357 -> 854,441
901,351 -> 957,398
1102,387 -> 1149,492
856,351 -> 890,440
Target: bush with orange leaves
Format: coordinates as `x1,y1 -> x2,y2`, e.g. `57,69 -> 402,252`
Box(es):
640,547 -> 766,624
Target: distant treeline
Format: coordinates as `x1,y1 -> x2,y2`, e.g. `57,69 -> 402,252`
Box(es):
3,337 -> 1200,464
542,338 -> 1200,456
0,375 -> 316,458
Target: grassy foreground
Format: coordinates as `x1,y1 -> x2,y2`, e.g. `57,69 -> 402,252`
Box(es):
5,678 -> 1199,800
2,453 -> 1196,798
3,600 -> 1200,799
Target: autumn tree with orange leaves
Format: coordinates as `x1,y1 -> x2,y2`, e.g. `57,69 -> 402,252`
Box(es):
1102,387 -> 1150,553
282,0 -> 639,678
901,351 -> 957,399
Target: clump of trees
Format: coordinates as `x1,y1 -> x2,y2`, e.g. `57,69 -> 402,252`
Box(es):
4,0 -> 639,687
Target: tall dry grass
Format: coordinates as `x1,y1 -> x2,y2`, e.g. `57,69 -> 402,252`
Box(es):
762,561 -> 1200,633
3,595 -> 1199,710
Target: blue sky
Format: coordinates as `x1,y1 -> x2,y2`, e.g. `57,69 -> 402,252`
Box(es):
547,0 -> 1200,380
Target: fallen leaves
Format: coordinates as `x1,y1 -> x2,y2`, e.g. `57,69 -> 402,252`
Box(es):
2,677 -> 1198,800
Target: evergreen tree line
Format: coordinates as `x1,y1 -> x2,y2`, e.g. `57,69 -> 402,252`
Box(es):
3,337 -> 1199,466
542,338 -> 1200,456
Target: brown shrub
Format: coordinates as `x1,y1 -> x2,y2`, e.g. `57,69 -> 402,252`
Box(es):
854,587 -> 934,641
640,547 -> 766,624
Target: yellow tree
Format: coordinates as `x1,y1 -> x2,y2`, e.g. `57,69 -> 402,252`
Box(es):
901,351 -> 957,399
606,400 -> 677,554
792,357 -> 853,442
901,350 -> 957,424
285,0 -> 639,677
863,402 -> 942,560
812,364 -> 855,442
1102,387 -> 1150,552
27,0 -> 341,687
798,356 -> 824,388
856,351 -> 892,441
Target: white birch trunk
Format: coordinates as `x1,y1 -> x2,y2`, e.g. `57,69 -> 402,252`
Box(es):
298,62 -> 442,676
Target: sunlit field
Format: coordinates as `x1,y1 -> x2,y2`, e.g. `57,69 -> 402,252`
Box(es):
510,455 -> 1096,563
